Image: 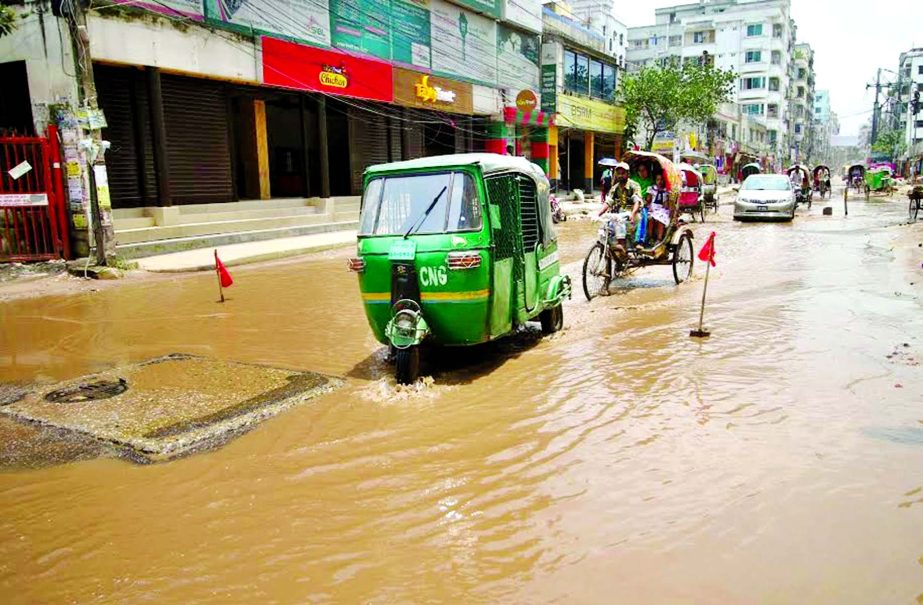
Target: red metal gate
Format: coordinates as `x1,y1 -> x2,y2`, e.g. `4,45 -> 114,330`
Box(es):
0,125 -> 70,261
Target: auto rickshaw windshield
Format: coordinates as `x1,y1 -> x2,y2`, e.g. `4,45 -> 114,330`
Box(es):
359,171 -> 483,236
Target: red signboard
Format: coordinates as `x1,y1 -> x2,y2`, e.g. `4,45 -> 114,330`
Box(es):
262,37 -> 393,103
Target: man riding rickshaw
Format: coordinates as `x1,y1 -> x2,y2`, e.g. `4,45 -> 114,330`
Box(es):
813,165 -> 831,199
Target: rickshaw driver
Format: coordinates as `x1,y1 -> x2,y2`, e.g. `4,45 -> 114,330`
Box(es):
598,162 -> 643,259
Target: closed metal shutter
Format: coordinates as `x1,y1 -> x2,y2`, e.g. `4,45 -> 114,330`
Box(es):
402,120 -> 424,161
349,106 -> 391,195
95,64 -> 157,208
161,75 -> 233,204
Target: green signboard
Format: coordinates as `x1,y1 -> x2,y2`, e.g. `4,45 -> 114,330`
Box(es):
391,0 -> 431,68
204,0 -> 331,47
498,23 -> 539,92
330,0 -> 391,60
453,0 -> 501,19
541,64 -> 556,114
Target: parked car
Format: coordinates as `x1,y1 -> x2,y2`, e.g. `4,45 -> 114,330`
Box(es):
733,174 -> 796,221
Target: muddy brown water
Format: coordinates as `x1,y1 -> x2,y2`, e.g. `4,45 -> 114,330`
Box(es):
1,186 -> 922,603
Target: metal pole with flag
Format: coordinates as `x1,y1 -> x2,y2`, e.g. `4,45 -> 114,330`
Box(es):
214,249 -> 233,303
690,232 -> 716,338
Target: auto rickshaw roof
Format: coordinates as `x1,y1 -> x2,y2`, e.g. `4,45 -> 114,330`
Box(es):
364,153 -> 545,179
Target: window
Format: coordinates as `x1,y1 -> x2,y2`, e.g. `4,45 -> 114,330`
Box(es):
769,77 -> 780,91
744,103 -> 764,115
771,51 -> 781,65
669,35 -> 681,47
359,172 -> 482,236
693,31 -> 705,44
740,76 -> 766,90
798,86 -> 805,98
564,50 -> 589,95
773,23 -> 783,38
797,68 -> 806,79
746,23 -> 763,36
602,63 -> 616,100
917,120 -> 923,128
745,50 -> 762,63
590,59 -> 604,98
619,33 -> 624,45
575,54 -> 589,94
768,103 -> 779,118
795,124 -> 802,134
609,39 -> 613,52
768,130 -> 778,144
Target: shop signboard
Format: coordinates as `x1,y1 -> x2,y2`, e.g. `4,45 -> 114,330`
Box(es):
452,0 -> 501,19
393,68 -> 473,114
430,0 -> 497,85
651,131 -> 675,153
113,0 -> 204,20
205,0 -> 331,47
497,23 -> 539,92
515,90 -> 538,112
502,0 -> 541,34
262,37 -> 393,102
540,64 -> 556,114
391,0 -> 431,68
330,0 -> 391,60
556,94 -> 626,134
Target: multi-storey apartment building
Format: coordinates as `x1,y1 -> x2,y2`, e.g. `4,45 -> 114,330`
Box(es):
626,0 -> 796,169
565,0 -> 629,68
790,43 -> 815,162
812,90 -> 838,166
898,48 -> 923,170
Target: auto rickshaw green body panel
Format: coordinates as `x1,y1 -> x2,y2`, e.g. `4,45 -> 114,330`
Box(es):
354,154 -> 570,351
865,167 -> 892,192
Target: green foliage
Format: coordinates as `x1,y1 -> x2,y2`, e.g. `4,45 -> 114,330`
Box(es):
619,59 -> 736,150
0,5 -> 18,37
871,127 -> 906,158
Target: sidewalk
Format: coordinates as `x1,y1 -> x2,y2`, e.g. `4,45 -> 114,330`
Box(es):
135,230 -> 357,272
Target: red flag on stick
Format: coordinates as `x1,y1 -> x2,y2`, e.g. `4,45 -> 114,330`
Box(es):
698,231 -> 717,267
214,250 -> 233,302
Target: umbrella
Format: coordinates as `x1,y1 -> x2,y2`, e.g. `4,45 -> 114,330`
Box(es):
598,158 -> 619,167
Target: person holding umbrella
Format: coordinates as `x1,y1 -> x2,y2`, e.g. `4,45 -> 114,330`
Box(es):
598,158 -> 618,204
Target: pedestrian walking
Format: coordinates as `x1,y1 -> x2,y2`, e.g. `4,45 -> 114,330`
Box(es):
600,166 -> 613,204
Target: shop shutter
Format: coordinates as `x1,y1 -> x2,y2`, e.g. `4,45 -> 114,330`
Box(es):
161,75 -> 233,204
349,106 -> 391,195
403,121 -> 424,161
94,65 -> 157,208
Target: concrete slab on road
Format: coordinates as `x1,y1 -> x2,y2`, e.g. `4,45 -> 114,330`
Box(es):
135,230 -> 357,272
0,354 -> 343,463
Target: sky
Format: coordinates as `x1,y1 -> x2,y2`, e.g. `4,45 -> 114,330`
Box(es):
614,0 -> 923,136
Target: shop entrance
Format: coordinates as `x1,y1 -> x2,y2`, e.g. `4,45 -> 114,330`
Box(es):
561,131 -> 585,192
265,96 -> 306,198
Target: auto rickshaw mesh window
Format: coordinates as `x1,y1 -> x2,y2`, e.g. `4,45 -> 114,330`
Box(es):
485,175 -> 519,261
517,175 -> 540,250
359,172 -> 481,236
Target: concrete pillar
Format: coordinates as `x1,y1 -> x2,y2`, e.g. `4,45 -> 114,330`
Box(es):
530,127 -> 549,175
317,97 -> 330,198
584,131 -> 594,192
253,100 -> 270,200
547,125 -> 558,187
146,67 -> 172,207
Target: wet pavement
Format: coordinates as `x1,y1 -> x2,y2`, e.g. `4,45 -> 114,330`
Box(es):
1,184 -> 922,603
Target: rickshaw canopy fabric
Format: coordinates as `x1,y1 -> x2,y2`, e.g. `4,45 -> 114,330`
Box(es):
677,163 -> 703,187
680,151 -> 710,164
625,150 -> 681,204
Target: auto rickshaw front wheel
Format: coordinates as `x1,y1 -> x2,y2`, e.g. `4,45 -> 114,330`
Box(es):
395,346 -> 420,385
540,304 -> 564,334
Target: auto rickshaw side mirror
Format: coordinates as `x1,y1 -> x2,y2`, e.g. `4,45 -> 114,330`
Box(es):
489,204 -> 502,229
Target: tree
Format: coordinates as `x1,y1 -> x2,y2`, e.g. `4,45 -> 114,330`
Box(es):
871,127 -> 906,159
619,58 -> 736,150
0,5 -> 17,37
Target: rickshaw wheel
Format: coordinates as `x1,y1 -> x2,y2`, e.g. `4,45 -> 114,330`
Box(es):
698,205 -> 706,223
395,346 -> 420,385
582,243 -> 610,301
540,305 -> 564,334
672,234 -> 694,284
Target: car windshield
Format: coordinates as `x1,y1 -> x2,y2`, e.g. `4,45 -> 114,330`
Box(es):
742,176 -> 790,191
359,171 -> 482,236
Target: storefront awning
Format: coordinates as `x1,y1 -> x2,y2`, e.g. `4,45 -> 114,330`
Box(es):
503,106 -> 554,127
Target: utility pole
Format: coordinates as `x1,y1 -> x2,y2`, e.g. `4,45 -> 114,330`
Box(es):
867,68 -> 882,147
62,0 -> 109,265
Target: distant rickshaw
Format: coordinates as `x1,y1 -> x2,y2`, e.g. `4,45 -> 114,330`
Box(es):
864,166 -> 893,200
677,162 -> 706,223
698,164 -> 719,212
741,162 -> 761,180
813,165 -> 831,199
787,164 -> 812,208
845,164 -> 865,200
909,185 -> 923,222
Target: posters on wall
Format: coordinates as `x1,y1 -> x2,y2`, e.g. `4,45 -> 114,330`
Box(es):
497,23 -> 539,92
451,0 -> 501,19
391,0 -> 431,68
329,0 -> 391,60
204,0 -> 331,47
430,0 -> 497,85
502,0 -> 541,34
114,0 -> 204,20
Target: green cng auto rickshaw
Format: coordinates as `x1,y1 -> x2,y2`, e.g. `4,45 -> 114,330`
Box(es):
863,166 -> 893,200
350,153 -> 572,384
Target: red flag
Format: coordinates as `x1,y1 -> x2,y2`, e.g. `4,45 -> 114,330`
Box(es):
214,250 -> 233,288
698,231 -> 717,267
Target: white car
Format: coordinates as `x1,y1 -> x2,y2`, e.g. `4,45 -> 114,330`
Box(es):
733,174 -> 797,221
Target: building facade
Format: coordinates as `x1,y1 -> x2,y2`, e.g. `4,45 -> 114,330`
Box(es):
626,0 -> 798,171
0,0 -> 549,255
898,48 -> 923,173
790,42 -> 815,163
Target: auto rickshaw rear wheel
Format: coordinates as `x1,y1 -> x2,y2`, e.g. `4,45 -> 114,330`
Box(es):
540,305 -> 564,334
395,346 -> 420,385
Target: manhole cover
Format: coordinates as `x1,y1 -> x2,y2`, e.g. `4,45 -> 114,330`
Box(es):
44,378 -> 128,403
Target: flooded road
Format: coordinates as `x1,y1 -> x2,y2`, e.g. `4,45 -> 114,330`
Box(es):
1,184 -> 922,604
